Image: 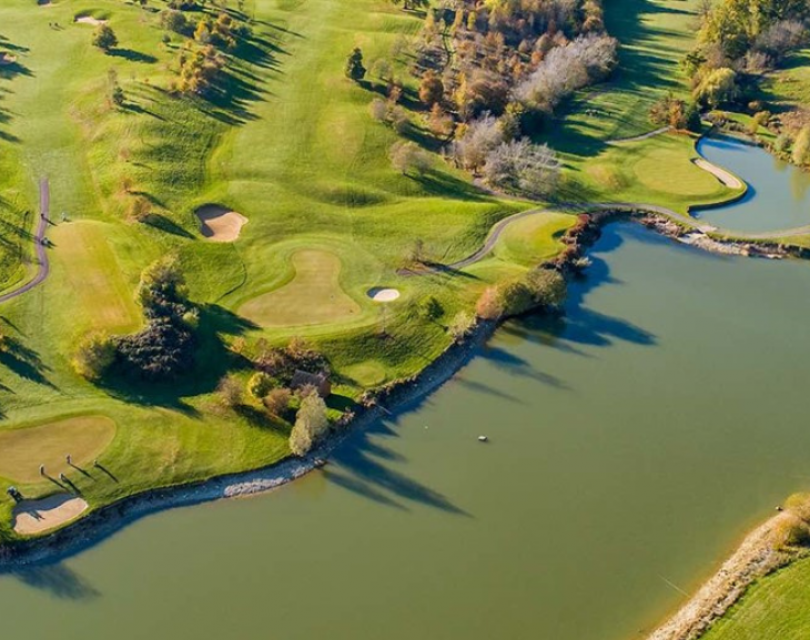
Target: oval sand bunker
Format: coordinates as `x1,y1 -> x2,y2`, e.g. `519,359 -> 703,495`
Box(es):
368,287 -> 400,302
196,205 -> 248,243
13,494 -> 89,535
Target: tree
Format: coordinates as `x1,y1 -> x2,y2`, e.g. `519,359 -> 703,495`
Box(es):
419,71 -> 444,106
73,332 -> 116,380
448,311 -> 476,340
389,141 -> 431,175
482,139 -> 560,197
264,388 -> 292,417
792,126 -> 810,165
345,48 -> 366,82
694,67 -> 740,108
289,392 -> 329,456
451,114 -> 504,171
92,24 -> 118,52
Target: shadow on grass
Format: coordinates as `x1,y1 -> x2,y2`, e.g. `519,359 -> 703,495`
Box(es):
0,337 -> 56,388
108,48 -> 157,65
143,213 -> 195,239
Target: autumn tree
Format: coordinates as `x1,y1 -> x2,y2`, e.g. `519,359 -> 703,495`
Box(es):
289,391 -> 329,456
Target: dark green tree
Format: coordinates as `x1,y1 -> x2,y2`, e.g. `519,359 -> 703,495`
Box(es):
92,24 -> 118,52
345,48 -> 366,82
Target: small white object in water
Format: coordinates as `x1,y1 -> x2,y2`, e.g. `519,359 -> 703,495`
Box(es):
478,436 -> 488,442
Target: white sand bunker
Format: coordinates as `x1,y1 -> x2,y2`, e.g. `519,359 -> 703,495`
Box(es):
13,494 -> 89,535
75,16 -> 107,25
368,287 -> 400,302
693,158 -> 744,189
196,205 -> 248,242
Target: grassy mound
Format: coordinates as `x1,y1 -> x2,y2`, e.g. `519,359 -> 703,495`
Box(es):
0,415 -> 116,483
494,213 -> 576,267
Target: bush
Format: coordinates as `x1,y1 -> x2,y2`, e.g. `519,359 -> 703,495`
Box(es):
389,141 -> 431,175
525,268 -> 567,308
264,388 -> 292,417
771,514 -> 810,550
785,492 -> 810,523
448,311 -> 476,341
73,332 -> 116,381
247,372 -> 275,399
217,375 -> 243,408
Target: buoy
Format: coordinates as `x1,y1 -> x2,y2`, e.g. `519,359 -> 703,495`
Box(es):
478,436 -> 488,442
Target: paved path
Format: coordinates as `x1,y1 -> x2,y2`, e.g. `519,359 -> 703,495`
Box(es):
0,178 -> 50,304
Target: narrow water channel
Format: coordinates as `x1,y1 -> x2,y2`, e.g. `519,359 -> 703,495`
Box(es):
696,135 -> 810,232
1,221 -> 810,640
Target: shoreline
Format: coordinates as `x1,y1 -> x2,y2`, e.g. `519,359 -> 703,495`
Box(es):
0,205 -> 804,568
645,511 -> 805,640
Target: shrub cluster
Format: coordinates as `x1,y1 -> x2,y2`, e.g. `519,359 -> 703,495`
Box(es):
476,267 -> 566,320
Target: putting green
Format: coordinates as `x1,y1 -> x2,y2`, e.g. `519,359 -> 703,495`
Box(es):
0,416 -> 117,483
494,213 -> 576,267
633,144 -> 724,196
239,249 -> 362,327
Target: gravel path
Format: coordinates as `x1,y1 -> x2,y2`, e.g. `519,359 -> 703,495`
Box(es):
0,178 -> 50,304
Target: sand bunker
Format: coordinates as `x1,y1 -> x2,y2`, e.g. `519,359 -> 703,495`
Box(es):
75,16 -> 107,25
693,158 -> 744,189
368,287 -> 400,302
196,205 -> 248,242
13,494 -> 89,535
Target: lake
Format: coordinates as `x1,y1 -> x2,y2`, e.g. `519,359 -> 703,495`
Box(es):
695,135 -> 810,233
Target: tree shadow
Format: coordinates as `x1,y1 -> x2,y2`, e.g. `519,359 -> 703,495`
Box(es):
108,48 -> 157,64
8,563 -> 100,600
325,414 -> 470,516
0,337 -> 56,388
143,213 -> 195,239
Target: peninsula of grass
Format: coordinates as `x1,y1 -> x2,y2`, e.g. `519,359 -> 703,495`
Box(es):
0,0 -> 761,544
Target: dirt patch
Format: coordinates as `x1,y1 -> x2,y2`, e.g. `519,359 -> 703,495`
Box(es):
195,205 -> 248,242
13,494 -> 89,536
75,16 -> 107,25
368,287 -> 400,302
693,158 -> 744,189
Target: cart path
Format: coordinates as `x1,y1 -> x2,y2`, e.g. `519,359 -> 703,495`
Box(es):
435,201 -> 810,273
0,178 -> 50,304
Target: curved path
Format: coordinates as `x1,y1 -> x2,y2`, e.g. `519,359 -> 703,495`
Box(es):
436,201 -> 810,273
0,178 -> 50,304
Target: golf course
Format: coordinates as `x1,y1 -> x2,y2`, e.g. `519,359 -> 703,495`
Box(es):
2,0 -> 810,637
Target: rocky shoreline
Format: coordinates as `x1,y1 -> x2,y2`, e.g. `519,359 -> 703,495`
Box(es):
645,511 -> 805,640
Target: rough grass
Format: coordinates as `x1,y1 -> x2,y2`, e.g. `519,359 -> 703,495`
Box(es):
700,557 -> 810,640
239,249 -> 363,327
0,415 -> 116,483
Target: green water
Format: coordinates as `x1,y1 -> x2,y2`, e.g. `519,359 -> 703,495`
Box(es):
696,135 -> 810,232
2,222 -> 810,639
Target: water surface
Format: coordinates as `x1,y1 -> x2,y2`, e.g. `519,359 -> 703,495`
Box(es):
1,223 -> 810,640
696,135 -> 810,232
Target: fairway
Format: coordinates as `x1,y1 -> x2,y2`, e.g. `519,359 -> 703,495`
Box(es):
51,221 -> 140,333
0,416 -> 116,483
239,249 -> 362,327
494,213 -> 575,267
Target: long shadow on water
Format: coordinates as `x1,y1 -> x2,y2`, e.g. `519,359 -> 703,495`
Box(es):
7,563 -> 99,600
